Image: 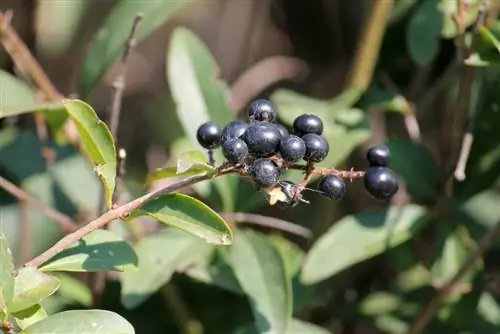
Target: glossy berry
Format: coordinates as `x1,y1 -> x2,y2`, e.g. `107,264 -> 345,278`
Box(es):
241,123 -> 282,157
222,138 -> 248,162
318,175 -> 346,200
250,159 -> 281,188
293,114 -> 323,136
363,166 -> 399,200
366,144 -> 391,167
302,133 -> 329,162
279,135 -> 306,162
221,120 -> 248,143
248,99 -> 277,123
196,121 -> 222,149
276,124 -> 290,138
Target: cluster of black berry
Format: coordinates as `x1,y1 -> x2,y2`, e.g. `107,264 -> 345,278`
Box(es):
195,98 -> 399,208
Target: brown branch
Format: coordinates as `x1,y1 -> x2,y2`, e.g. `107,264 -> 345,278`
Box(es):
0,176 -> 76,232
346,0 -> 395,91
229,56 -> 309,113
220,212 -> 312,239
407,219 -> 500,334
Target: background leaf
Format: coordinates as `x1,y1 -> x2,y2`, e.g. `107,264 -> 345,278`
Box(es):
301,204 -> 428,284
12,304 -> 48,330
7,267 -> 60,313
62,99 -> 116,208
19,309 -> 135,334
229,231 -> 293,334
80,0 -> 191,97
0,70 -> 39,118
131,193 -> 233,245
39,229 -> 138,272
0,232 -> 15,316
120,228 -> 213,309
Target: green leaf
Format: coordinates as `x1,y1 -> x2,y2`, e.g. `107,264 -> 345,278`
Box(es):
386,139 -> 439,200
131,193 -> 233,245
301,204 -> 428,284
407,0 -> 443,66
7,267 -> 60,313
439,0 -> 485,39
272,89 -> 335,125
235,319 -> 329,334
0,232 -> 15,317
62,99 -> 116,208
0,70 -> 38,118
39,229 -> 138,272
358,86 -> 411,114
51,273 -> 92,307
147,150 -> 215,184
465,25 -> 500,67
120,228 -> 213,309
359,291 -> 402,316
12,304 -> 48,330
229,231 -> 292,334
80,1 -> 191,97
19,309 -> 135,334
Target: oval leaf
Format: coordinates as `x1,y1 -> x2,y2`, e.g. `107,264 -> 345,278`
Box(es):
62,99 -> 117,209
19,309 -> 135,334
120,229 -> 213,309
131,193 -> 233,245
13,304 -> 48,330
301,204 -> 428,284
0,232 -> 15,314
7,267 -> 60,313
80,1 -> 191,97
39,229 -> 138,272
51,273 -> 92,307
0,70 -> 37,118
407,0 -> 443,66
229,231 -> 292,334
236,319 -> 330,334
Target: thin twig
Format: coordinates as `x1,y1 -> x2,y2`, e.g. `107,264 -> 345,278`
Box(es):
220,212 -> 312,239
407,219 -> 500,334
0,176 -> 76,232
346,0 -> 395,91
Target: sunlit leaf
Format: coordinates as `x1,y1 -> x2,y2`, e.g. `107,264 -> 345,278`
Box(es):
39,229 -> 138,272
0,70 -> 40,118
465,25 -> 500,67
19,309 -> 135,334
12,304 -> 47,330
80,0 -> 192,97
0,232 -> 15,316
439,0 -> 485,39
301,205 -> 428,284
121,229 -> 213,309
130,193 -> 233,245
62,99 -> 116,208
359,291 -> 402,316
7,267 -> 60,313
229,231 -> 292,334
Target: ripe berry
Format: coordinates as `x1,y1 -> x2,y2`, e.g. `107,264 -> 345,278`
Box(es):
196,121 -> 222,149
248,99 -> 277,123
250,158 -> 281,188
302,133 -> 329,163
279,135 -> 306,162
366,144 -> 391,167
293,114 -> 324,136
277,124 -> 290,138
241,123 -> 282,157
221,120 -> 248,143
318,175 -> 346,200
363,166 -> 399,200
222,138 -> 248,162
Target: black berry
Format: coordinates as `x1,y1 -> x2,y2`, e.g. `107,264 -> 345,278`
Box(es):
293,114 -> 324,136
366,144 -> 391,167
363,166 -> 399,200
302,133 -> 329,163
196,121 -> 222,149
248,99 -> 277,123
318,175 -> 346,200
221,120 -> 248,143
276,124 -> 290,138
250,159 -> 281,188
279,135 -> 306,162
241,123 -> 282,157
222,138 -> 248,162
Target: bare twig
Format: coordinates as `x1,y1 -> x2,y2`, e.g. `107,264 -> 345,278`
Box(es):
229,56 -> 309,113
220,212 -> 312,239
346,0 -> 395,91
407,219 -> 500,334
0,176 -> 76,232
